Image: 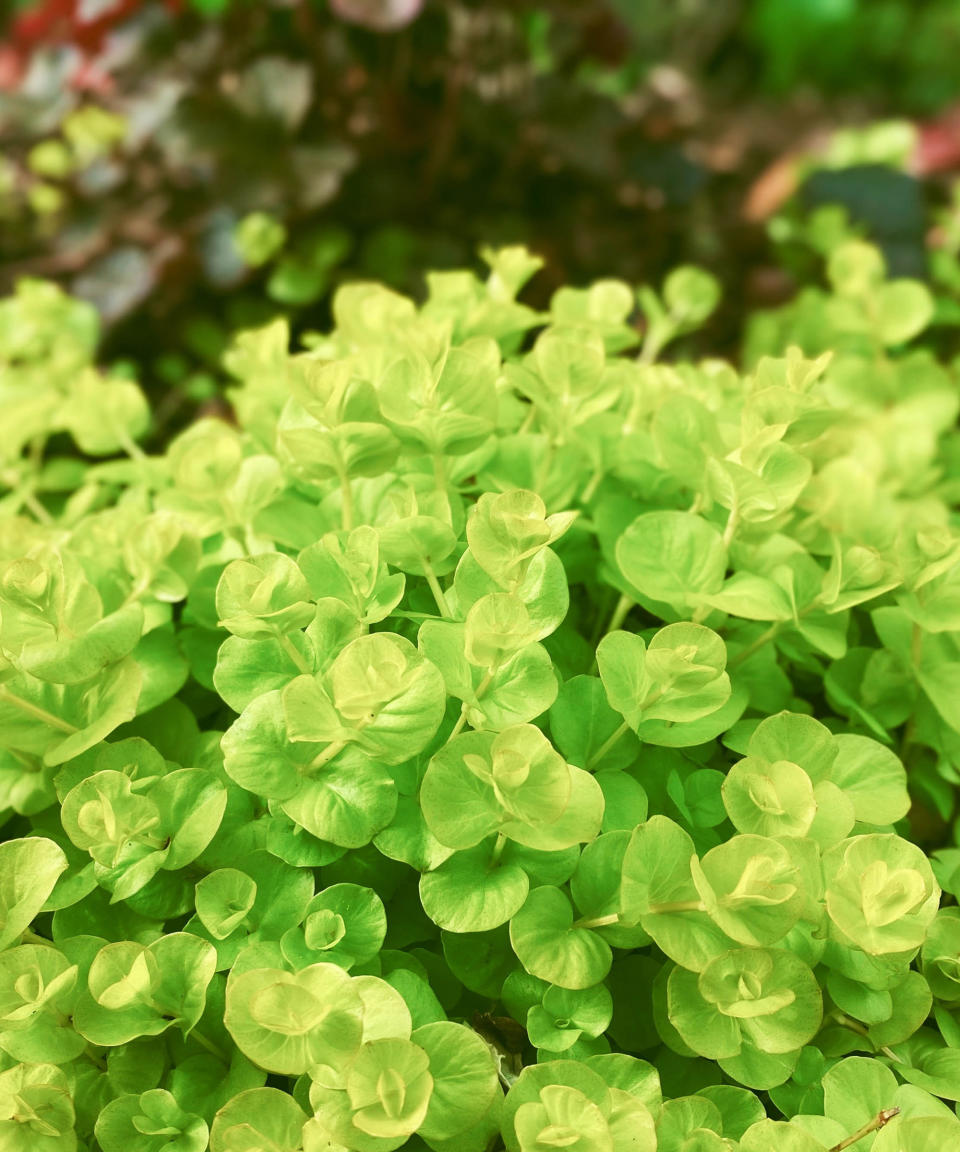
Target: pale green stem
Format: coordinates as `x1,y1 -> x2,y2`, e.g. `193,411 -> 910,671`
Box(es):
573,900 -> 704,930
638,319 -> 676,365
29,434 -> 46,473
490,833 -> 508,867
0,686 -> 78,734
648,900 -> 705,915
534,437 -> 557,495
587,720 -> 631,771
447,670 -> 495,744
447,710 -> 468,742
900,625 -> 924,762
308,740 -> 347,773
188,1027 -> 230,1063
432,453 -> 450,511
572,913 -> 621,930
604,593 -> 635,637
727,623 -> 782,670
722,501 -> 739,549
421,558 -> 452,619
338,468 -> 354,532
580,466 -> 604,505
830,1109 -> 900,1152
22,488 -> 53,525
279,633 -> 311,675
114,424 -> 148,463
911,622 -> 924,667
830,1011 -> 902,1063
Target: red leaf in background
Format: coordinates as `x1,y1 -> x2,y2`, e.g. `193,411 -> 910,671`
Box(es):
11,0 -> 182,53
0,45 -> 25,89
5,0 -> 183,91
914,107 -> 960,176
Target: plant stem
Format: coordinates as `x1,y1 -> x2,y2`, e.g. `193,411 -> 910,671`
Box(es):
534,437 -> 556,495
573,913 -> 621,930
722,501 -> 739,549
727,623 -> 782,670
446,670 -> 494,744
189,1027 -> 229,1063
580,466 -> 604,505
421,558 -> 452,618
432,453 -> 450,512
604,593 -> 635,637
22,488 -> 53,525
830,1012 -> 902,1063
573,900 -> 704,931
448,710 -> 468,741
115,425 -> 148,463
587,720 -> 631,770
648,899 -> 705,914
490,832 -> 508,867
0,687 -> 78,734
308,740 -> 347,773
829,1108 -> 900,1152
639,324 -> 670,365
279,633 -> 311,675
911,622 -> 924,668
339,468 -> 354,532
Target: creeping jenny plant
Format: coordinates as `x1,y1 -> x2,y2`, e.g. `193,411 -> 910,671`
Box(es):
2,241 -> 960,1150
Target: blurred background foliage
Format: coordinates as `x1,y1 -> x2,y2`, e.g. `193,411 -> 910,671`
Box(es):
6,0 -> 960,438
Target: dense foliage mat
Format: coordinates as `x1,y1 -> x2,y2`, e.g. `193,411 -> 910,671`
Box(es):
4,243 -> 960,1149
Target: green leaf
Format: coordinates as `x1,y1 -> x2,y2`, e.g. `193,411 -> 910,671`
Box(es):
195,869 -> 258,941
691,836 -> 806,947
224,962 -> 364,1075
822,1056 -> 898,1140
597,623 -> 730,730
413,1021 -> 499,1142
210,1087 -> 307,1152
420,842 -> 529,933
549,675 -> 639,771
875,280 -> 934,346
615,512 -> 726,616
510,886 -> 612,990
663,266 -> 722,330
824,835 -> 940,955
288,883 -> 386,970
0,838 -> 68,951
346,1037 -> 434,1139
95,1088 -> 208,1152
466,490 -> 577,593
0,1062 -> 77,1152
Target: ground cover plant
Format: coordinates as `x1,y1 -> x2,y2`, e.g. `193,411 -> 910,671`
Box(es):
5,243 -> 960,1150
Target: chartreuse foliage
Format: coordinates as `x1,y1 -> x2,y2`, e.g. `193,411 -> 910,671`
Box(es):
2,242 -> 960,1151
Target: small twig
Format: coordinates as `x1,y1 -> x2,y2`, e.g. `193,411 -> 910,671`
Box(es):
829,1108 -> 900,1152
